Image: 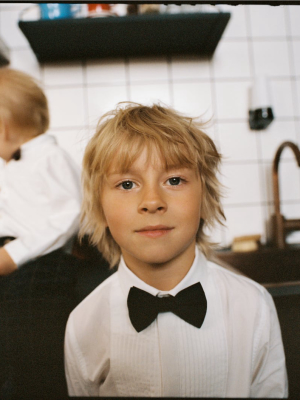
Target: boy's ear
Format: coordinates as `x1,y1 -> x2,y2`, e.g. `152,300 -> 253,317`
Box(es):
200,196 -> 207,220
200,210 -> 206,221
200,205 -> 207,222
200,183 -> 206,220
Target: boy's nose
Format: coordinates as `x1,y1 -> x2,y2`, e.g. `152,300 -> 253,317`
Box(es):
138,186 -> 167,214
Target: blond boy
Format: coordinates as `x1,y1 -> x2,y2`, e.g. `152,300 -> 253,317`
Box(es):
65,103 -> 288,397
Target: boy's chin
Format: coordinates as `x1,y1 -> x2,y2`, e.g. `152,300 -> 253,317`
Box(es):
142,256 -> 175,267
125,247 -> 191,268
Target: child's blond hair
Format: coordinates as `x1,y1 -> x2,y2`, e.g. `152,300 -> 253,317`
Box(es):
81,102 -> 225,268
0,68 -> 49,136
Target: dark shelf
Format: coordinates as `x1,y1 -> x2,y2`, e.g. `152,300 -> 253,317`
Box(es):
18,12 -> 230,63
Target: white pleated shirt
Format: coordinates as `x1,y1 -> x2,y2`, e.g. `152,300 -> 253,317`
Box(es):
0,134 -> 82,266
64,246 -> 288,397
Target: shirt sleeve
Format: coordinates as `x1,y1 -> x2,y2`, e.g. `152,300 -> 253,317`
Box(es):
4,150 -> 82,266
64,314 -> 100,397
250,290 -> 288,398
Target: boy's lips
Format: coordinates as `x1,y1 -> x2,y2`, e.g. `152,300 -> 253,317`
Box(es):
135,225 -> 174,238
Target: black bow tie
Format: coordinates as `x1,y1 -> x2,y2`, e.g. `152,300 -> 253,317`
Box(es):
11,149 -> 21,161
127,282 -> 207,333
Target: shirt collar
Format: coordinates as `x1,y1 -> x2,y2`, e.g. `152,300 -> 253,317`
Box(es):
18,134 -> 57,160
117,245 -> 208,298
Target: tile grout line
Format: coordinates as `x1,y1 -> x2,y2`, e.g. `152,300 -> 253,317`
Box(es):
125,57 -> 131,101
245,5 -> 269,244
167,56 -> 174,108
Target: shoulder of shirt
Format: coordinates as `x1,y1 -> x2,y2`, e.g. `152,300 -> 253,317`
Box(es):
66,272 -> 118,351
69,271 -> 118,319
35,138 -> 72,160
206,258 -> 272,302
22,134 -> 76,166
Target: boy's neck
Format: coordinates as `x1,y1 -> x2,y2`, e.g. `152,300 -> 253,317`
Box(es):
122,243 -> 196,291
0,123 -> 38,162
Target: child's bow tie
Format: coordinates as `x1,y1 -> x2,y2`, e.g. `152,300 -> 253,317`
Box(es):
127,282 -> 207,333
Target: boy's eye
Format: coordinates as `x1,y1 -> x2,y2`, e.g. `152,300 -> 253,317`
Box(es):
168,177 -> 182,186
120,181 -> 135,190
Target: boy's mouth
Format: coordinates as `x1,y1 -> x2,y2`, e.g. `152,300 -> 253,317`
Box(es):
135,225 -> 174,238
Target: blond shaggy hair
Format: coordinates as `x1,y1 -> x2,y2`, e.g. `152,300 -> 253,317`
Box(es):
0,68 -> 49,135
81,102 -> 225,268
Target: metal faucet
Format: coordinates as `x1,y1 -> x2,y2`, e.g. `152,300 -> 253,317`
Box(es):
271,141 -> 300,248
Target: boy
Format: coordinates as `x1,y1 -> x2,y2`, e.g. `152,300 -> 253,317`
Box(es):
64,103 -> 288,397
0,68 -> 81,398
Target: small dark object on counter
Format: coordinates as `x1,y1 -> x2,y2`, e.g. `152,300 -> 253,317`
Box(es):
127,4 -> 139,15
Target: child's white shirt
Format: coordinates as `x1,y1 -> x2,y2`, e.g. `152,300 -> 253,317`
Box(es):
64,246 -> 288,397
0,133 -> 81,266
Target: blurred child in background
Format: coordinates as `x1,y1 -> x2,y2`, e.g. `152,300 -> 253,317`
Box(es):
0,68 -> 81,398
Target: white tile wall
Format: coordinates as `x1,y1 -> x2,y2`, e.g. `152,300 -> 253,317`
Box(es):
219,5 -> 248,39
2,3 -> 300,248
0,7 -> 29,48
173,81 -> 213,118
217,122 -> 259,162
128,57 -> 169,83
261,162 -> 275,205
214,80 -> 251,120
278,160 -> 300,202
130,82 -> 171,107
87,84 -> 128,126
282,202 -> 300,219
262,159 -> 300,205
223,205 -> 265,245
9,47 -> 41,78
249,5 -> 287,38
295,80 -> 300,116
271,79 -> 295,118
213,41 -> 251,79
86,59 -> 127,85
43,62 -> 84,86
252,41 -> 291,77
259,120 -> 297,161
48,128 -> 91,168
221,163 -> 262,205
46,86 -> 87,129
291,40 -> 300,76
170,55 -> 211,80
288,6 -> 300,37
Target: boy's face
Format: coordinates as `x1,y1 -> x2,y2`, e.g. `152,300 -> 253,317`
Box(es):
101,146 -> 203,273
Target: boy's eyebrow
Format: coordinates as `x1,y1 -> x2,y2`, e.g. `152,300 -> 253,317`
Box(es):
107,166 -> 138,176
107,164 -> 194,177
